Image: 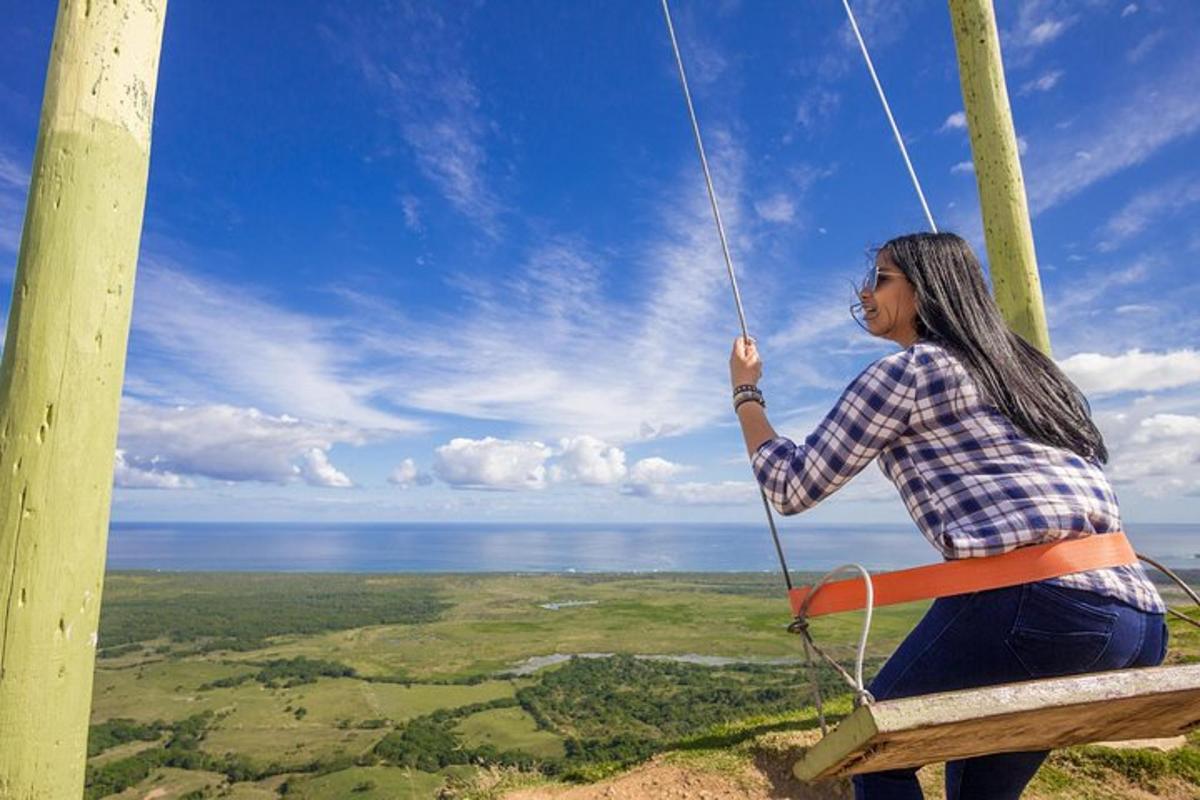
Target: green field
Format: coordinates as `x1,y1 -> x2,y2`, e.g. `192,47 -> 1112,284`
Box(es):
85,570 -> 1200,799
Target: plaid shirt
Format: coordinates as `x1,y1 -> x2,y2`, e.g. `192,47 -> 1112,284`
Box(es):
750,342 -> 1165,614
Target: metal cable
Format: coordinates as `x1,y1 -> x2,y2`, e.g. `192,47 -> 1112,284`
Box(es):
790,563 -> 877,705
1137,552 -> 1200,631
660,0 -> 792,591
841,0 -> 938,233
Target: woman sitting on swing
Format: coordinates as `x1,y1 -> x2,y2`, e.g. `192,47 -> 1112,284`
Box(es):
729,231 -> 1167,800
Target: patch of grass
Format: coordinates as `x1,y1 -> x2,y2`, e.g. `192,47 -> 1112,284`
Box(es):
280,765 -> 450,799
455,707 -> 565,759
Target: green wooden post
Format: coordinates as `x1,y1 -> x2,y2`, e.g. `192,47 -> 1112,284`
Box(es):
0,1 -> 167,796
947,0 -> 1052,355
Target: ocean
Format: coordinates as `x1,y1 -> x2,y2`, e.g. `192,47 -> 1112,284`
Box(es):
105,521 -> 1199,574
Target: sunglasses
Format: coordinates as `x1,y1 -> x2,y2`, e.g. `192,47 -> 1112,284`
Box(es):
858,263 -> 905,294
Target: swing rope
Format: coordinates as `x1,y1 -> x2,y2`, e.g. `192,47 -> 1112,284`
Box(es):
659,0 -> 1200,744
659,0 -> 881,731
840,0 -> 938,232
660,0 -> 794,592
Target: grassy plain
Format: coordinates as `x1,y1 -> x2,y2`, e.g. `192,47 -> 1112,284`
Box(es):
88,570 -> 1200,799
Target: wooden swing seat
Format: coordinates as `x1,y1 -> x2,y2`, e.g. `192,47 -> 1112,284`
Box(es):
793,663 -> 1200,781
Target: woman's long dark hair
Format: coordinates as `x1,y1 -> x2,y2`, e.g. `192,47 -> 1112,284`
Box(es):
881,232 -> 1108,463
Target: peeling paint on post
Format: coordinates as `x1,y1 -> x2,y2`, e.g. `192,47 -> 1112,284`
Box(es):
948,0 -> 1052,355
0,1 -> 167,797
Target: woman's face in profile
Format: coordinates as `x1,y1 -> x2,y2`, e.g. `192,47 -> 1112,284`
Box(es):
861,250 -> 920,346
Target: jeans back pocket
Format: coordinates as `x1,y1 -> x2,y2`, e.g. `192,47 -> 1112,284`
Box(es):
1004,582 -> 1118,679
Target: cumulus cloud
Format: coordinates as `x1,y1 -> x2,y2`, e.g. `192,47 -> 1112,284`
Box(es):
389,457 -> 433,488
433,437 -> 552,490
628,457 -> 687,486
298,448 -> 354,488
618,456 -> 754,505
1099,408 -> 1200,497
550,435 -> 627,486
1059,349 -> 1200,396
113,450 -> 192,489
117,400 -> 364,487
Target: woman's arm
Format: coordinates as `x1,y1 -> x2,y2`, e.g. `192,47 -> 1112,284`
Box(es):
729,337 -> 778,455
730,337 -> 919,515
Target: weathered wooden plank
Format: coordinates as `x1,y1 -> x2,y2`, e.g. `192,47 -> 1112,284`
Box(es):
794,664 -> 1200,781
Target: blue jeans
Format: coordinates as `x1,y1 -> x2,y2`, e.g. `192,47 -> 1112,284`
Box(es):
852,581 -> 1168,799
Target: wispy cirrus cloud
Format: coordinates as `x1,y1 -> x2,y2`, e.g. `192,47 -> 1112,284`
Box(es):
0,147 -> 31,255
340,137 -> 751,443
1019,69 -> 1064,95
1097,174 -> 1200,251
1025,53 -> 1200,214
321,4 -> 504,235
128,257 -> 424,435
1002,1 -> 1078,65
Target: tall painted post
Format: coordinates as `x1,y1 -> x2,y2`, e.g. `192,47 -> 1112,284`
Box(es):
0,1 -> 167,796
947,0 -> 1052,355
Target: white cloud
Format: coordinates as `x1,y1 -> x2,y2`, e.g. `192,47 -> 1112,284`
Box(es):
129,260 -> 423,434
622,456 -> 753,505
550,435 -> 627,486
1121,4 -> 1138,17
1059,349 -> 1200,396
1099,407 -> 1200,497
628,456 -> 687,486
0,149 -> 31,255
1127,30 -> 1166,64
116,400 -> 364,487
389,457 -> 433,488
1017,136 -> 1029,156
754,193 -> 795,223
1003,3 -> 1078,65
0,151 -> 29,189
1028,20 -> 1066,46
433,437 -> 552,490
1026,54 -> 1200,214
627,479 -> 759,506
298,448 -> 354,488
950,161 -> 975,175
113,449 -> 192,489
400,195 -> 422,232
354,141 -> 750,443
940,111 -> 966,132
1097,175 -> 1200,251
324,6 -> 503,234
1019,70 -> 1064,95
791,89 -> 841,137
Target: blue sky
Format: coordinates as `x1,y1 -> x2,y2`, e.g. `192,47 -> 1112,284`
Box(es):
2,1 -> 1198,526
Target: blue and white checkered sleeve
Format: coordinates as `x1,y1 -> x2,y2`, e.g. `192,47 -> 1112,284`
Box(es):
749,351 -> 918,515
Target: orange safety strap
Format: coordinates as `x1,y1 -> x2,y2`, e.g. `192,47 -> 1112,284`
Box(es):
789,532 -> 1138,618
